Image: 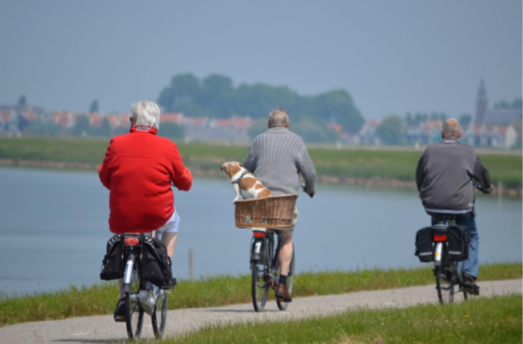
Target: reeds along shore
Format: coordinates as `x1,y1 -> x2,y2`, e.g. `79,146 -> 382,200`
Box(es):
0,157 -> 520,196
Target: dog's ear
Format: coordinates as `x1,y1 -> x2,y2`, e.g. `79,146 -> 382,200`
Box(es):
240,162 -> 243,166
221,163 -> 228,174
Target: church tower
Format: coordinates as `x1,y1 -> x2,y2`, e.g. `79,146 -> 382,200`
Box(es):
475,79 -> 488,125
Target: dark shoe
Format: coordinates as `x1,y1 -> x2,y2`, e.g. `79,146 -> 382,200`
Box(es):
275,283 -> 292,302
161,277 -> 177,290
462,273 -> 480,296
113,297 -> 126,322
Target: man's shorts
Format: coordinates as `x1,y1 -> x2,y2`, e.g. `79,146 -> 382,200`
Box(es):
276,207 -> 298,238
157,209 -> 181,234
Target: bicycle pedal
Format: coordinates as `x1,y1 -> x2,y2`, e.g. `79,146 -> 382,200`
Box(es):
114,315 -> 126,322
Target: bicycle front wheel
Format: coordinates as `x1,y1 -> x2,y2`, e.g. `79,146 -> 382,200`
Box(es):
251,262 -> 270,312
276,245 -> 295,311
125,259 -> 144,340
152,288 -> 168,339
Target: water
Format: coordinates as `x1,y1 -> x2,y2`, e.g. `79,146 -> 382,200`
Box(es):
0,167 -> 521,296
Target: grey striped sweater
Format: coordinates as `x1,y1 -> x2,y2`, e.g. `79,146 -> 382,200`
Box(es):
243,127 -> 317,196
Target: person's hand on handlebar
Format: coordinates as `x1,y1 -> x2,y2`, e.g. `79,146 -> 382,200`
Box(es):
301,183 -> 316,198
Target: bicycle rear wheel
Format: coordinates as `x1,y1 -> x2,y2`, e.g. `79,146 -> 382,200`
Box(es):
276,245 -> 295,311
435,251 -> 455,304
125,259 -> 144,340
151,288 -> 168,339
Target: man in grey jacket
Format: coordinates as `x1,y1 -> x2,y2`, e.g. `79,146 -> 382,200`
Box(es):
243,108 -> 316,302
416,118 -> 492,294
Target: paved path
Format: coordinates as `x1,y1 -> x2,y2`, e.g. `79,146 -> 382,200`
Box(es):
0,279 -> 520,344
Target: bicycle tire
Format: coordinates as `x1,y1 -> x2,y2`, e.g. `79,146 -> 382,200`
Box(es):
251,262 -> 270,312
435,251 -> 455,304
151,288 -> 168,339
276,245 -> 295,311
125,258 -> 144,340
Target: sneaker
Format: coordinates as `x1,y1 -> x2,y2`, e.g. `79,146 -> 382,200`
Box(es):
462,273 -> 480,296
113,297 -> 126,322
161,277 -> 177,290
275,283 -> 292,302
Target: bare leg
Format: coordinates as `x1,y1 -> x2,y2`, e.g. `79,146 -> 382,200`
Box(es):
278,236 -> 293,276
161,232 -> 178,259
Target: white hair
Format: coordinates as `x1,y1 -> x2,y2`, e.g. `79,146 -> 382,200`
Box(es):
443,118 -> 460,138
268,108 -> 289,128
131,101 -> 160,129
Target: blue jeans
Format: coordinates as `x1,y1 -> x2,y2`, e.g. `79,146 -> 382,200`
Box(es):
432,213 -> 479,279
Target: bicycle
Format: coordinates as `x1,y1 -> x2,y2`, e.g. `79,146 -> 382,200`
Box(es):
119,231 -> 169,340
431,214 -> 476,304
250,228 -> 295,311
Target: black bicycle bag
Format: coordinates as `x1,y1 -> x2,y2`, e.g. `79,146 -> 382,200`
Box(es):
100,234 -> 124,280
415,227 -> 434,262
141,237 -> 173,288
447,225 -> 470,261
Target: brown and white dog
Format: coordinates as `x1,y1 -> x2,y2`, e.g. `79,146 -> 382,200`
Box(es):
220,161 -> 272,203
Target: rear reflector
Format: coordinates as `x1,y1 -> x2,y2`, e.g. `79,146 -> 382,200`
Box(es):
253,231 -> 265,238
124,237 -> 140,246
433,235 -> 448,242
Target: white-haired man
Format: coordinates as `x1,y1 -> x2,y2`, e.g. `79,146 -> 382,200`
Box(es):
243,108 -> 316,302
416,118 -> 492,294
99,100 -> 192,320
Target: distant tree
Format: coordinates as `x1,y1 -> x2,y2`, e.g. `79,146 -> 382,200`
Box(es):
72,115 -> 92,136
158,73 -> 364,133
90,100 -> 100,113
414,113 -> 428,124
310,90 -> 364,134
405,112 -> 415,126
159,123 -> 185,140
201,74 -> 234,118
376,115 -> 405,145
292,116 -> 338,143
494,98 -> 522,109
17,95 -> 27,107
101,117 -> 112,136
430,112 -> 447,122
158,73 -> 201,113
459,114 -> 472,128
512,98 -> 522,109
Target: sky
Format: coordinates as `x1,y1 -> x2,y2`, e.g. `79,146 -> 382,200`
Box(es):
0,0 -> 521,120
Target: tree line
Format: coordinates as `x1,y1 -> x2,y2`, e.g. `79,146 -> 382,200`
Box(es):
157,73 -> 365,136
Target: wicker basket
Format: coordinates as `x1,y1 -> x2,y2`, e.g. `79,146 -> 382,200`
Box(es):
234,194 -> 298,230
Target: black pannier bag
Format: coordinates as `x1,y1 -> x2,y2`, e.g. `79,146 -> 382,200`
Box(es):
100,235 -> 124,280
447,225 -> 470,261
415,227 -> 434,262
141,237 -> 173,288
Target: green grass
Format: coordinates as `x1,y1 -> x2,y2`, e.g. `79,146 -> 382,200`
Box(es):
0,137 -> 521,187
166,294 -> 522,344
0,263 -> 520,327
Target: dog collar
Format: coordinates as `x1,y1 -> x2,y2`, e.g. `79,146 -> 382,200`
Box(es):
231,172 -> 247,185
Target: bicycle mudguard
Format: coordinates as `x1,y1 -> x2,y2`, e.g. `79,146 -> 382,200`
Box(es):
122,254 -> 136,293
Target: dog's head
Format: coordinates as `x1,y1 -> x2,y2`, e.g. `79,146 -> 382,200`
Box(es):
220,161 -> 242,178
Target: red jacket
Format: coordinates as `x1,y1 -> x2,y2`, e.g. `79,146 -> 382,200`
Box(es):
99,126 -> 192,234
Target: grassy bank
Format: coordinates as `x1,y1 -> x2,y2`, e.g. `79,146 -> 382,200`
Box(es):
0,137 -> 521,188
167,294 -> 522,344
0,263 -> 520,327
